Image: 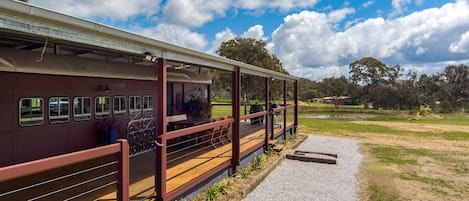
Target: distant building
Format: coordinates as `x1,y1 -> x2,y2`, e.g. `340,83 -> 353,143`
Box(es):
322,96 -> 352,105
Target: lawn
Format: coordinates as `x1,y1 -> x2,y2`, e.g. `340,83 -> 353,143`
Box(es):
298,112 -> 469,201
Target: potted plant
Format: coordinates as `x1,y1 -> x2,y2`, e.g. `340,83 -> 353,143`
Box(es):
184,95 -> 212,118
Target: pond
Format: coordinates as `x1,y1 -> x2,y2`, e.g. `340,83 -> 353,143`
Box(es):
299,113 -> 392,120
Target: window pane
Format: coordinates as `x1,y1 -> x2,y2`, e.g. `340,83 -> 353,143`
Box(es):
84,98 -> 91,113
49,98 -> 59,117
49,97 -> 69,123
129,96 -> 141,114
74,97 -> 91,121
19,98 -> 43,126
31,98 -> 43,118
60,98 -> 69,116
95,96 -> 110,118
74,98 -> 82,114
114,97 -> 120,111
120,97 -> 126,110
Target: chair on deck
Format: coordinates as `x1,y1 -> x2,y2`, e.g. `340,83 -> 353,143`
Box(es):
219,117 -> 232,144
210,117 -> 224,148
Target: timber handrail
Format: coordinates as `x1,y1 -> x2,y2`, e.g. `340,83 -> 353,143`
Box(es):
0,140 -> 129,201
240,111 -> 267,121
166,118 -> 234,140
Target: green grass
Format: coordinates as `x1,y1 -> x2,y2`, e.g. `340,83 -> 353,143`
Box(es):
211,105 -> 232,118
370,146 -> 424,165
298,118 -> 400,135
368,184 -> 402,201
399,172 -> 453,189
443,132 -> 469,140
401,113 -> 469,126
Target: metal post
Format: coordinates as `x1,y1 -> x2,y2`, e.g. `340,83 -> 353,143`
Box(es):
294,80 -> 298,133
231,67 -> 241,171
156,58 -> 167,201
264,77 -> 270,151
117,139 -> 129,201
283,80 -> 287,140
270,79 -> 274,140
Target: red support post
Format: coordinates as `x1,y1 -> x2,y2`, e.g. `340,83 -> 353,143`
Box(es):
117,139 -> 129,201
294,80 -> 298,132
156,58 -> 167,201
231,67 -> 241,171
283,80 -> 287,140
264,77 -> 270,151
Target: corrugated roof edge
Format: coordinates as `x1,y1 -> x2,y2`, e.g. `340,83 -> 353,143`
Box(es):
0,1 -> 298,81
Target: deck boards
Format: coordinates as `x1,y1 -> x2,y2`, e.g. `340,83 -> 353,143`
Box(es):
98,122 -> 294,200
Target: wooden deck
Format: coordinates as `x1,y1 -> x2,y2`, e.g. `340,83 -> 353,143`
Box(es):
0,121 -> 293,201
98,122 -> 294,200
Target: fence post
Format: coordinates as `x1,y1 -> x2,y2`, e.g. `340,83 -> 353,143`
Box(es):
283,80 -> 287,140
231,67 -> 241,172
117,139 -> 129,201
294,80 -> 298,133
264,77 -> 270,151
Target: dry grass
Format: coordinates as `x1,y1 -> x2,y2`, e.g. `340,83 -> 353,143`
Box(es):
301,117 -> 469,201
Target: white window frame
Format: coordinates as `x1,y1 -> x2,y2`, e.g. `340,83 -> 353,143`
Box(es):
49,97 -> 70,124
113,96 -> 127,115
73,97 -> 91,121
143,95 -> 153,112
19,97 -> 44,127
95,96 -> 110,119
129,96 -> 141,115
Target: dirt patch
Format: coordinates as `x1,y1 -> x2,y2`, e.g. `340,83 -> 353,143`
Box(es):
352,121 -> 469,133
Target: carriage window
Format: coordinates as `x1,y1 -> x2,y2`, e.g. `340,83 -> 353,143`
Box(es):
49,97 -> 69,123
95,96 -> 110,118
113,96 -> 126,115
143,96 -> 153,111
74,97 -> 91,121
19,98 -> 43,126
129,96 -> 141,115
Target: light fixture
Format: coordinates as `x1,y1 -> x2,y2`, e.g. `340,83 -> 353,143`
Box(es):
100,84 -> 111,92
174,64 -> 191,70
143,51 -> 157,63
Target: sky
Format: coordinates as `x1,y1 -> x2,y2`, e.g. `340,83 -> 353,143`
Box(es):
27,0 -> 469,81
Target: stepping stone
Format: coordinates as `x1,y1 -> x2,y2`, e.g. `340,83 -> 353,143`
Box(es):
286,150 -> 338,164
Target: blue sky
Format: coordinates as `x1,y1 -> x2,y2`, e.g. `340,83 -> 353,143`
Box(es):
28,0 -> 469,80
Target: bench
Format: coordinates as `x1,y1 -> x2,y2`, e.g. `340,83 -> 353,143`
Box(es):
167,114 -> 187,123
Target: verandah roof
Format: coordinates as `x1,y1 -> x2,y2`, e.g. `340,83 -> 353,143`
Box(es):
0,1 -> 298,81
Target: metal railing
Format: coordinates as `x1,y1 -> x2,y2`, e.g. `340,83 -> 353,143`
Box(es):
0,140 -> 129,201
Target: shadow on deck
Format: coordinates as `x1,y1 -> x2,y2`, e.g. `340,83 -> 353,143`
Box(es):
97,120 -> 293,200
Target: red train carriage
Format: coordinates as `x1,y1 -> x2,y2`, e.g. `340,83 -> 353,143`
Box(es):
0,36 -> 211,167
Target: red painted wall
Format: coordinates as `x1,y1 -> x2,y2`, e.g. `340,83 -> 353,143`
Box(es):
0,72 -> 156,167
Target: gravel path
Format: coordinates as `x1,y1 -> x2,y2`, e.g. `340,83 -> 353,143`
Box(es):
244,135 -> 363,201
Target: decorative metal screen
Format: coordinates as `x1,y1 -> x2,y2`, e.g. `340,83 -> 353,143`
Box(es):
126,111 -> 161,156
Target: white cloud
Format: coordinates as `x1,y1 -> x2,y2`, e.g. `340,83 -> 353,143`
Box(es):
242,25 -> 267,40
362,1 -> 374,8
234,0 -> 319,11
449,31 -> 469,53
162,0 -> 230,28
29,0 -> 160,21
207,27 -> 237,54
271,1 -> 469,80
328,7 -> 355,23
392,0 -> 412,15
138,24 -> 207,51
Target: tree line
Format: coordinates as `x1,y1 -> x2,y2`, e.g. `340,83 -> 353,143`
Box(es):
299,57 -> 469,113
211,38 -> 468,113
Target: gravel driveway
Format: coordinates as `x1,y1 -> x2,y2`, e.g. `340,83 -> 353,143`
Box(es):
244,135 -> 363,201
